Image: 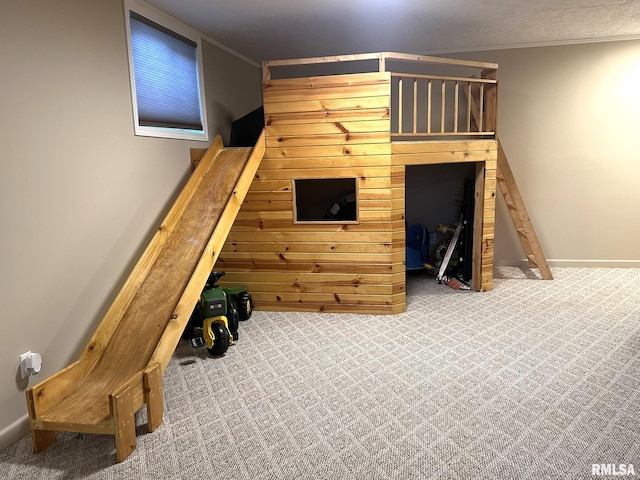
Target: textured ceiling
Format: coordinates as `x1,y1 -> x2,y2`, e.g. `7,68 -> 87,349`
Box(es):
146,0 -> 640,63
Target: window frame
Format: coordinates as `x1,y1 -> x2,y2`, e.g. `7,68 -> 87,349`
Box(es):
293,177 -> 359,224
123,0 -> 209,141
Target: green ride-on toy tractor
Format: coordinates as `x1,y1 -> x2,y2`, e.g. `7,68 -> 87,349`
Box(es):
185,271 -> 253,356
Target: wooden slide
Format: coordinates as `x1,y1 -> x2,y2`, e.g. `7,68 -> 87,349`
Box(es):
26,131 -> 265,462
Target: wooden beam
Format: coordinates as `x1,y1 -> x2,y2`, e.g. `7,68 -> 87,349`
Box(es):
382,52 -> 498,70
263,52 -> 498,71
392,72 -> 497,84
472,162 -> 486,291
110,384 -> 136,463
143,363 -> 163,433
189,148 -> 208,172
26,389 -> 56,453
264,52 -> 382,68
497,140 -> 553,279
481,69 -> 498,134
262,61 -> 271,81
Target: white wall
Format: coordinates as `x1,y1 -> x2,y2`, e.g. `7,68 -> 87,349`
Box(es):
0,0 -> 261,449
455,41 -> 640,266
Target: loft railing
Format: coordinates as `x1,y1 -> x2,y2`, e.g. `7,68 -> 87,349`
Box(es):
392,72 -> 497,138
262,52 -> 498,140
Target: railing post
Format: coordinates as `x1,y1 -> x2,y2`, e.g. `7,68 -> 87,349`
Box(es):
479,83 -> 484,133
454,81 -> 459,133
440,81 -> 446,133
427,80 -> 432,134
262,61 -> 271,81
482,68 -> 498,135
466,82 -> 472,132
413,79 -> 418,134
382,58 -> 498,139
398,77 -> 403,134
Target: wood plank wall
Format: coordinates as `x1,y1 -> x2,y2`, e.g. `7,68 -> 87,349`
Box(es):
391,140 -> 497,291
216,72 -> 407,314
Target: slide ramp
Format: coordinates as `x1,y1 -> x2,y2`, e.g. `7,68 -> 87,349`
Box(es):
26,131 -> 265,462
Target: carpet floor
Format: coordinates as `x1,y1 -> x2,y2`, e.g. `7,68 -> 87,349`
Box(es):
1,266 -> 639,479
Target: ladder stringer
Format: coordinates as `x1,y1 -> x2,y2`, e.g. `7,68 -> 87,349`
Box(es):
496,139 -> 553,280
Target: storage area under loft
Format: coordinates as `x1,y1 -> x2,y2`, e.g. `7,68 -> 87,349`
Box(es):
404,162 -> 479,290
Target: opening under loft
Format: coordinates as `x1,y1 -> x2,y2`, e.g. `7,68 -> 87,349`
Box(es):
405,163 -> 478,287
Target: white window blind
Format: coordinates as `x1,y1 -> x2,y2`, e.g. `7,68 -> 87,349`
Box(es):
129,11 -> 203,131
127,2 -> 207,140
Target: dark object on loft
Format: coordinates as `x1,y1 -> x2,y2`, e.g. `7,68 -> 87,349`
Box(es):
229,106 -> 265,147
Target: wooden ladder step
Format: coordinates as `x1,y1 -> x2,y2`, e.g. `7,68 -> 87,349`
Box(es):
497,139 -> 553,280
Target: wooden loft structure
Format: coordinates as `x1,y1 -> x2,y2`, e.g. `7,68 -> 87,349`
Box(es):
25,51 -> 550,464
215,52 -> 551,314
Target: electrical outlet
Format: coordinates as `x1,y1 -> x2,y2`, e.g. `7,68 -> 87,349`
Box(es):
19,351 -> 42,379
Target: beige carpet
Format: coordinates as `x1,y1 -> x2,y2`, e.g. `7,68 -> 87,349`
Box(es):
2,266 -> 639,479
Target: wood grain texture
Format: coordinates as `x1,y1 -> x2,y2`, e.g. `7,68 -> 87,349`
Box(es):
36,147 -> 254,429
218,72 -> 405,314
497,140 -> 552,280
26,133 -> 266,462
110,384 -> 135,463
390,139 -> 497,292
143,363 -> 163,432
263,52 -> 497,72
25,52 -> 505,461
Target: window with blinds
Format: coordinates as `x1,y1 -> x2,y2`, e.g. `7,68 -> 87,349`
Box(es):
125,0 -> 208,140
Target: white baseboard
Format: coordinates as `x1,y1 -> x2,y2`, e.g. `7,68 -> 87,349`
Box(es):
495,259 -> 640,268
0,415 -> 29,452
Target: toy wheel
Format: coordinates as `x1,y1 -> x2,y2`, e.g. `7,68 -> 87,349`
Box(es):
207,323 -> 230,357
227,304 -> 239,341
238,292 -> 253,320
